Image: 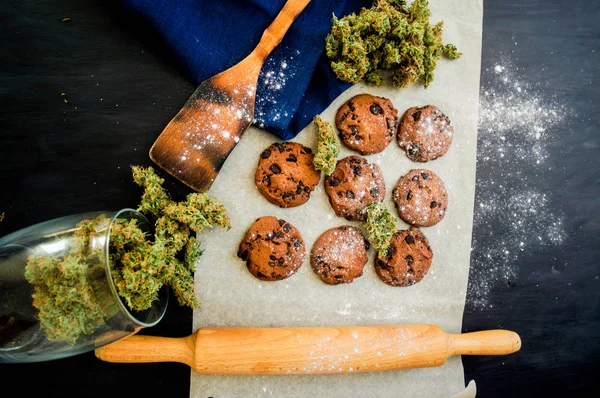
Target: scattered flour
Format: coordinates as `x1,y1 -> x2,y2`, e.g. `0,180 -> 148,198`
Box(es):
254,49 -> 300,128
468,60 -> 567,309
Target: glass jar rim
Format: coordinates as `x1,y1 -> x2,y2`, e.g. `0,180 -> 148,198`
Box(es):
104,208 -> 168,328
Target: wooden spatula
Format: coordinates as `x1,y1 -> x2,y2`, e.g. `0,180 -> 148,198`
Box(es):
95,325 -> 521,374
149,0 -> 312,193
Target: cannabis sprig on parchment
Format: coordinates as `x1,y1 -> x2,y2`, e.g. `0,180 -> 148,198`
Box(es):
364,202 -> 397,256
24,166 -> 231,343
325,0 -> 461,88
313,115 -> 340,176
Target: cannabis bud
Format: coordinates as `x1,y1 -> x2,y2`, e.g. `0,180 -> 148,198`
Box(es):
364,202 -> 397,256
325,0 -> 461,88
313,115 -> 340,176
127,165 -> 231,309
23,166 -> 231,344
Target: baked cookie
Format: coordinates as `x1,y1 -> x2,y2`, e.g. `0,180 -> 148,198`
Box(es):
397,105 -> 454,162
237,216 -> 305,281
374,227 -> 433,287
324,156 -> 386,221
392,169 -> 448,227
255,142 -> 321,208
335,93 -> 399,155
310,226 -> 370,285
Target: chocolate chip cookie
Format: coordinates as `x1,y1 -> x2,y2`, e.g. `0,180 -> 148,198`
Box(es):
335,93 -> 399,155
392,169 -> 448,227
255,142 -> 321,208
374,227 -> 433,287
397,105 -> 454,162
324,156 -> 386,221
310,226 -> 370,285
237,216 -> 305,281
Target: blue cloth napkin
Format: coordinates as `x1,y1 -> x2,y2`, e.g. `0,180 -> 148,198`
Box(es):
122,0 -> 367,140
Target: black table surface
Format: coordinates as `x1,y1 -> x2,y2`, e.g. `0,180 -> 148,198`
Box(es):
1,0 -> 598,396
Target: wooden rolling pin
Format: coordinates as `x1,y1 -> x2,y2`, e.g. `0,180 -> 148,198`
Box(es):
95,325 -> 521,374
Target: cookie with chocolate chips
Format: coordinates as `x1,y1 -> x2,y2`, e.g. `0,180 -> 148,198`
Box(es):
397,105 -> 454,162
324,156 -> 386,221
335,93 -> 399,155
392,169 -> 448,227
310,226 -> 370,285
374,227 -> 433,287
237,216 -> 305,281
255,142 -> 321,208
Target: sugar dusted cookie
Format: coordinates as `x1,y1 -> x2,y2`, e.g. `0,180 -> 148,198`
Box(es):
254,142 -> 321,208
237,216 -> 305,281
324,156 -> 386,221
310,226 -> 370,285
375,227 -> 433,287
397,105 -> 454,162
336,93 -> 399,155
392,169 -> 448,227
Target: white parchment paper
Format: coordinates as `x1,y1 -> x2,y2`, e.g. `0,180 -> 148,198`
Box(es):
191,1 -> 483,396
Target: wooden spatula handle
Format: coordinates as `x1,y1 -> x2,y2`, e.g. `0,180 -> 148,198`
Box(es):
253,0 -> 312,60
95,325 -> 521,374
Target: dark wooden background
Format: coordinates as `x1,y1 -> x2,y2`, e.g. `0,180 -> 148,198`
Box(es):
1,0 -> 598,396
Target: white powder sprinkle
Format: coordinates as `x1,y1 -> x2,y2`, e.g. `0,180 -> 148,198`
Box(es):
469,60 -> 567,309
254,50 -> 299,129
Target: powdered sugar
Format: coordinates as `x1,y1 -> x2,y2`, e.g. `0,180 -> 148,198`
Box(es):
468,60 -> 567,309
254,50 -> 299,128
167,84 -> 255,176
282,327 -> 426,374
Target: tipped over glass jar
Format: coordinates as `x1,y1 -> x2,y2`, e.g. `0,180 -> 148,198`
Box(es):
0,209 -> 168,363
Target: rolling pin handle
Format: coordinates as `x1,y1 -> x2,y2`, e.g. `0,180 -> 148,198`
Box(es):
447,330 -> 521,357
